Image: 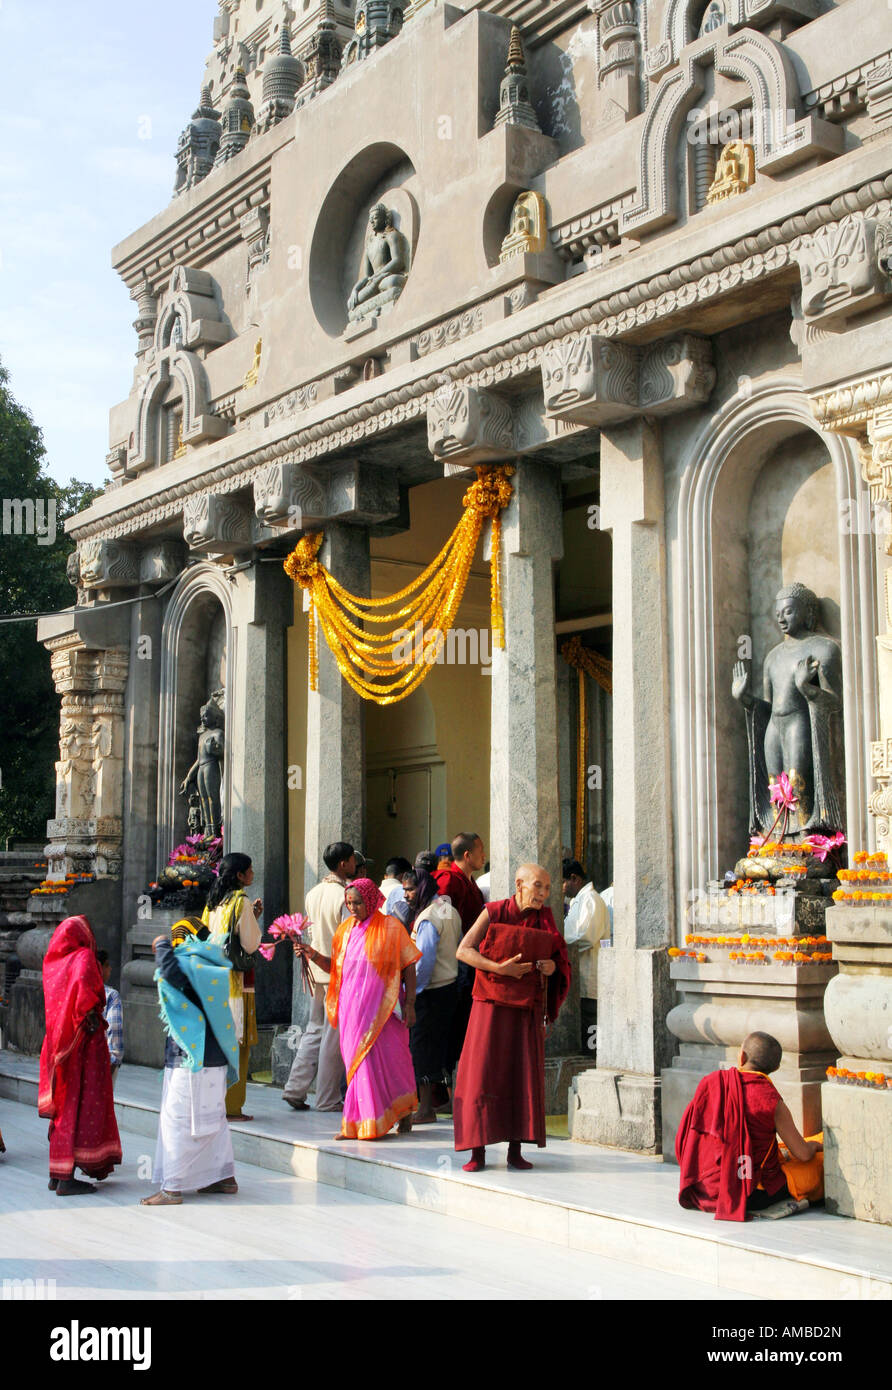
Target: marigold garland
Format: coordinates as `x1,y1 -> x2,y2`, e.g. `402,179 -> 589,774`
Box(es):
283,465 -> 515,705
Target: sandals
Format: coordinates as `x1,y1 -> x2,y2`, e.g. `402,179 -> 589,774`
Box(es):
198,1179 -> 238,1194
140,1190 -> 183,1206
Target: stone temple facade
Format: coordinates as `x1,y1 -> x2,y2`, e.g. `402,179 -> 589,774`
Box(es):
8,0 -> 892,1222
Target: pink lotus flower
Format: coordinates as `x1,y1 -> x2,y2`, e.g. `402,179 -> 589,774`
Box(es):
805,831 -> 846,863
769,773 -> 799,810
259,913 -> 311,959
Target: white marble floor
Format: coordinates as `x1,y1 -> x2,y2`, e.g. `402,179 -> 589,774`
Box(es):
0,1099 -> 750,1301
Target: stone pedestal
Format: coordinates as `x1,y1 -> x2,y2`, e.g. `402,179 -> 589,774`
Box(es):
4,926 -> 55,1056
569,420 -> 675,1153
821,906 -> 892,1224
661,957 -> 838,1160
121,912 -> 178,1069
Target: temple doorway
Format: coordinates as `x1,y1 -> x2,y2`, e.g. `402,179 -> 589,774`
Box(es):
365,476 -> 492,867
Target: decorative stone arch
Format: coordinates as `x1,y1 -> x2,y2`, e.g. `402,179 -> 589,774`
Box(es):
623,27 -> 841,237
646,0 -> 819,80
156,562 -> 236,866
155,264 -> 231,353
660,0 -> 745,70
671,378 -> 877,936
130,350 -> 227,472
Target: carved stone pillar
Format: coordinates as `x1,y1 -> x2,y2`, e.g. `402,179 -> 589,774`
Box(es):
302,521 -> 370,1013
228,559 -> 295,1025
597,1 -> 640,127
41,634 -> 128,880
569,419 -> 676,1151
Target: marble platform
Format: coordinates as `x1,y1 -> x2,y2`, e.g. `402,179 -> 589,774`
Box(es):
2,1050 -> 890,1301
0,1098 -> 746,1301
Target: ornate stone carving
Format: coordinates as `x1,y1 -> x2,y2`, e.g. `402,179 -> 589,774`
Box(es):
427,384 -> 514,465
341,0 -> 405,69
413,307 -> 486,358
865,60 -> 892,131
183,493 -> 252,552
598,1 -> 640,124
706,141 -> 755,203
494,26 -> 541,133
239,205 -> 270,296
43,637 -> 128,879
499,192 -> 548,263
253,461 -> 327,528
174,87 -> 222,197
543,333 -> 714,424
130,278 -> 158,356
347,204 -> 411,324
78,539 -> 140,589
139,542 -> 186,585
106,444 -> 131,485
542,336 -> 638,425
263,383 -> 321,426
794,214 -> 892,328
639,335 -> 716,412
623,29 -> 844,238
732,582 -> 845,835
214,65 -> 255,168
296,19 -> 342,105
256,25 -> 303,133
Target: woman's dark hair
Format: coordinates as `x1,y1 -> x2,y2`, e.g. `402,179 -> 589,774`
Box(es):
206,852 -> 252,909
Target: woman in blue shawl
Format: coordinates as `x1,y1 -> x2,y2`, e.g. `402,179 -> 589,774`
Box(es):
140,921 -> 241,1207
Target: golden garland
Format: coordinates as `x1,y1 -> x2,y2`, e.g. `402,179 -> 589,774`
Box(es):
561,634 -> 613,864
284,464 -> 515,704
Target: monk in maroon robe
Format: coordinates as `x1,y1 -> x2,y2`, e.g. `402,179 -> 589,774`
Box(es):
676,1031 -> 823,1221
453,863 -> 570,1172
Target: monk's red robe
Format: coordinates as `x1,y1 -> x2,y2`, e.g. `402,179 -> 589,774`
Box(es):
676,1068 -> 787,1221
453,897 -> 570,1152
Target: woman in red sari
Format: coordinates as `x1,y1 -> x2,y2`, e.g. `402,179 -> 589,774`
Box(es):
38,916 -> 122,1195
298,878 -> 421,1140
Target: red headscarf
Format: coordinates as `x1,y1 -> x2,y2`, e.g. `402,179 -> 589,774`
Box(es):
347,877 -> 385,924
38,916 -> 105,1120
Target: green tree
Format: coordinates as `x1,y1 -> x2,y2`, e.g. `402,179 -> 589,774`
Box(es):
0,358 -> 103,844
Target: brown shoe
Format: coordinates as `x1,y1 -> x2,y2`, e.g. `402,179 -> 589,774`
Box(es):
198,1179 -> 238,1195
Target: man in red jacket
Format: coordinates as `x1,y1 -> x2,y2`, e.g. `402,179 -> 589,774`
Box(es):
434,831 -> 486,1062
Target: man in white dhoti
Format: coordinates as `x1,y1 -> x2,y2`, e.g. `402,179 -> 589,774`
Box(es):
140,922 -> 241,1207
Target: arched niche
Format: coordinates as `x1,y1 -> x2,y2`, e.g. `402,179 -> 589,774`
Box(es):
672,379 -> 877,931
156,563 -> 236,865
309,142 -> 420,338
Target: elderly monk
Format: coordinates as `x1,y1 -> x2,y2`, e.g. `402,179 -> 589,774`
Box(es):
453,863 -> 570,1172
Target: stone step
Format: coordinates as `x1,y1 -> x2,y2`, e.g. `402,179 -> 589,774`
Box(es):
1,1050 -> 889,1299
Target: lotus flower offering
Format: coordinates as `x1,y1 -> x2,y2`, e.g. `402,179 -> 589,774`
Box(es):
260,913 -> 316,994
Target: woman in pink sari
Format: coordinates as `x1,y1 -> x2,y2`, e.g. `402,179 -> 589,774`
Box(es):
38,916 -> 122,1194
298,878 -> 421,1139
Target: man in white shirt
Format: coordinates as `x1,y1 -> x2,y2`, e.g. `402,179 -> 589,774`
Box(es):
283,841 -> 354,1112
562,859 -> 611,1000
380,857 -> 412,916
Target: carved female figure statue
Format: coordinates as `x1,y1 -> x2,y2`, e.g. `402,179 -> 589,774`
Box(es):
347,203 -> 409,322
732,583 -> 844,835
179,690 -> 225,838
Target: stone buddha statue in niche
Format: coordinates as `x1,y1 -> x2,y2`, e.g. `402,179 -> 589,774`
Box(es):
732,582 -> 844,837
347,203 -> 410,323
179,689 -> 226,838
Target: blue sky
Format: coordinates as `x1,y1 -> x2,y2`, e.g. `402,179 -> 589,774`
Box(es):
0,1 -> 214,486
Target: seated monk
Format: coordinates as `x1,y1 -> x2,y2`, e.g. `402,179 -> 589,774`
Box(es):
676,1030 -> 824,1221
